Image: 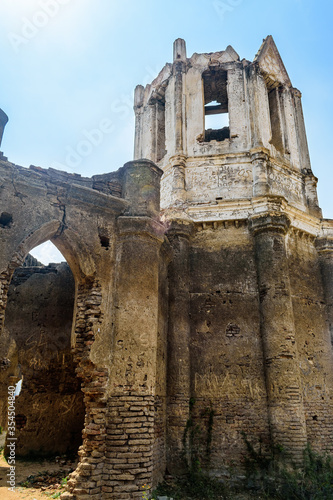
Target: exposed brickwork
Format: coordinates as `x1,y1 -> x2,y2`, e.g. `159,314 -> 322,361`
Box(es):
190,397 -> 270,474
65,279 -> 109,499
0,269 -> 13,332
104,395 -> 155,499
1,36 -> 333,500
304,401 -> 333,455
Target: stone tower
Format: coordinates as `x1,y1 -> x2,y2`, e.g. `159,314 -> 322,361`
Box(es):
134,36 -> 333,470
134,36 -> 321,219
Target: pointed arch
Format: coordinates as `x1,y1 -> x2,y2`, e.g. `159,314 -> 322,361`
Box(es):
11,221 -> 96,281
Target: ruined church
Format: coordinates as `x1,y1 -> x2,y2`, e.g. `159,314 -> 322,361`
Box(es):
0,36 -> 332,499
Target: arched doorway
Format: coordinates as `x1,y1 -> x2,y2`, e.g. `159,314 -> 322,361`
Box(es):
2,241 -> 85,457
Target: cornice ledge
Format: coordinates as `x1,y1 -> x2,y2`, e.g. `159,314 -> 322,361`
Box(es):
249,212 -> 291,235
315,237 -> 333,254
315,221 -> 333,253
117,216 -> 166,244
162,209 -> 195,240
250,146 -> 270,161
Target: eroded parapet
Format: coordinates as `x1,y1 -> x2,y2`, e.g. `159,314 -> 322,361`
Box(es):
120,159 -> 163,217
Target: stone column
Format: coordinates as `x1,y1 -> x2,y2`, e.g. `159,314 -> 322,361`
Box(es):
166,219 -> 193,473
133,85 -> 144,160
104,159 -> 167,499
315,236 -> 333,346
246,64 -> 271,149
251,148 -> 270,197
304,173 -> 322,219
173,39 -> 186,154
169,154 -> 187,206
250,212 -> 307,461
106,216 -> 166,499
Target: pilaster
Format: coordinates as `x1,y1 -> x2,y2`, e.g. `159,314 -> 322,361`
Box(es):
166,219 -> 194,473
292,89 -> 311,172
304,172 -> 322,219
169,154 -> 187,206
250,212 -> 307,461
173,39 -> 186,154
246,64 -> 271,149
106,215 -> 166,498
251,148 -> 270,197
315,235 -> 333,346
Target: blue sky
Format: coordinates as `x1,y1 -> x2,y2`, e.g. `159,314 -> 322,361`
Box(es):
0,0 -> 332,263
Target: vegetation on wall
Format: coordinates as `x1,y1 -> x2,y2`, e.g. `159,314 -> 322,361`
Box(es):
152,425 -> 333,500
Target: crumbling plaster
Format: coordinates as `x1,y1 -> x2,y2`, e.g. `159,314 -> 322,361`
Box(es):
0,35 -> 332,500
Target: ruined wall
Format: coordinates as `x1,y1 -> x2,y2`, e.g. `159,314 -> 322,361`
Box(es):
3,262 -> 85,456
0,156 -> 171,499
133,36 -> 333,475
287,231 -> 333,454
1,35 -> 333,500
163,220 -> 333,473
187,222 -> 270,472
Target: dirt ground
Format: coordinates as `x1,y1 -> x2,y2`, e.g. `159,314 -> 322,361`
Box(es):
0,450 -> 76,500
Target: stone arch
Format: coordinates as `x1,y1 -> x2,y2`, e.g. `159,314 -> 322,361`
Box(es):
3,258 -> 85,457
1,221 -> 96,331
0,220 -> 108,492
14,220 -> 96,281
0,158 -> 165,498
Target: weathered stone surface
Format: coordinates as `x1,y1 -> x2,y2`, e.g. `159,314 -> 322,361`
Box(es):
2,262 -> 85,456
0,35 -> 332,499
134,36 -> 333,475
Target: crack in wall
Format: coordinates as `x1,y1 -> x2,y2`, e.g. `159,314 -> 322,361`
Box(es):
10,169 -> 26,205
55,196 -> 67,237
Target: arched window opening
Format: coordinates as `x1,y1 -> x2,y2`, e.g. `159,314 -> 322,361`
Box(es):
202,69 -> 229,142
268,86 -> 285,152
264,73 -> 287,154
30,241 -> 64,265
1,242 -> 85,458
155,99 -> 166,163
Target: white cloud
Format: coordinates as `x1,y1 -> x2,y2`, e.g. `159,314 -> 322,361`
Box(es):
30,240 -> 64,265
